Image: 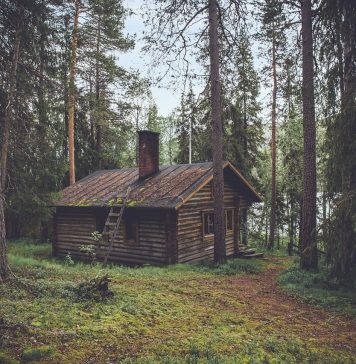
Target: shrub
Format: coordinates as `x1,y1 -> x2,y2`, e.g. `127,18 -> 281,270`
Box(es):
0,351 -> 19,364
196,258 -> 262,275
21,346 -> 54,362
75,274 -> 114,301
278,263 -> 356,316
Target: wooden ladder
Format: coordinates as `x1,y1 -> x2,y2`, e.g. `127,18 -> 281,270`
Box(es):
101,187 -> 131,266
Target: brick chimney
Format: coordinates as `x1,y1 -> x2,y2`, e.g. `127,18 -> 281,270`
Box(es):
138,130 -> 160,179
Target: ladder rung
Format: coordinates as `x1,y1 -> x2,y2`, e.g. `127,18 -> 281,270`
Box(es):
109,212 -> 120,217
106,222 -> 119,226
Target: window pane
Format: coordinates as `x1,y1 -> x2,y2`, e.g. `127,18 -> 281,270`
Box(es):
203,212 -> 214,235
226,210 -> 233,231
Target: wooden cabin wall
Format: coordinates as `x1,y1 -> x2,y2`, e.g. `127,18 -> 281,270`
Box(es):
54,207 -> 172,265
54,207 -> 96,260
177,178 -> 249,263
104,209 -> 171,266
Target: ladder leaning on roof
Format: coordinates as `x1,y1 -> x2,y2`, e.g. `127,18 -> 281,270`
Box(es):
101,186 -> 131,267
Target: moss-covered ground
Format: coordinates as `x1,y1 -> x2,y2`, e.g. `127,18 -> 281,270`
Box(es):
0,240 -> 355,364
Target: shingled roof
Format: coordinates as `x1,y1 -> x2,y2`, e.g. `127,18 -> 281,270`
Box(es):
55,161 -> 262,209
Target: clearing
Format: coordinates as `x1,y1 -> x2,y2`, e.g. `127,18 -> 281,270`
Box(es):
0,241 -> 355,364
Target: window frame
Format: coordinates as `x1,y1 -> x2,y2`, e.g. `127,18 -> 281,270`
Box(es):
202,211 -> 215,239
202,208 -> 235,239
225,209 -> 234,235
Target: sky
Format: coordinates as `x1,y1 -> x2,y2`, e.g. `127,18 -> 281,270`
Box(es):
120,0 -> 181,117
119,0 -> 273,120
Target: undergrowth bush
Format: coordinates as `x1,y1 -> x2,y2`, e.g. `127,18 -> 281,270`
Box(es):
75,274 -> 114,301
118,336 -> 355,364
21,346 -> 54,362
0,351 -> 19,364
196,258 -> 263,275
279,263 -> 356,316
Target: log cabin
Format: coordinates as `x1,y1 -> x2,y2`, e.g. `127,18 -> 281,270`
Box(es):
53,130 -> 262,265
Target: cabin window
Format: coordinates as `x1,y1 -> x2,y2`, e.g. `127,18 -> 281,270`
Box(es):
125,213 -> 138,242
203,209 -> 234,237
203,212 -> 215,236
226,209 -> 234,233
96,208 -> 108,233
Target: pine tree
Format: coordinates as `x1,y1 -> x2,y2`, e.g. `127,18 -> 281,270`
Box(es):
79,0 -> 134,170
223,27 -> 262,246
0,1 -> 23,280
257,0 -> 286,250
300,0 -> 318,270
319,0 -> 356,281
209,0 -> 226,263
67,0 -> 81,185
176,86 -> 196,164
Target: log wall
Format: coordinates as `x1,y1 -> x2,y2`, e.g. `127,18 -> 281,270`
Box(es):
54,207 -> 96,260
106,209 -> 172,265
54,207 -> 172,265
177,178 -> 248,263
54,174 -> 251,265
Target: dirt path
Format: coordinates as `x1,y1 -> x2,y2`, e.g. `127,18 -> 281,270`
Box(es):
219,260 -> 356,353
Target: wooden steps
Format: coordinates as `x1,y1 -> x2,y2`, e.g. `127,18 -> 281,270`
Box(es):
241,252 -> 264,259
237,246 -> 264,259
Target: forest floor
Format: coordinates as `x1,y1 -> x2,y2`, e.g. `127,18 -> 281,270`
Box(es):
0,241 -> 355,364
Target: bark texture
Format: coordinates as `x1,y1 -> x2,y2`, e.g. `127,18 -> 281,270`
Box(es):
0,23 -> 21,281
95,17 -> 102,169
268,24 -> 277,250
209,0 -> 226,263
68,0 -> 80,185
300,0 -> 318,270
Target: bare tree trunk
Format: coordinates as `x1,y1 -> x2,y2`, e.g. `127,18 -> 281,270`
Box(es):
288,199 -> 294,256
62,15 -> 70,163
241,208 -> 248,245
209,0 -> 226,263
300,0 -> 318,270
242,57 -> 248,246
89,75 -> 95,147
0,22 -> 21,281
268,23 -> 277,250
95,17 -> 102,169
265,208 -> 268,246
67,0 -> 80,185
298,198 -> 303,251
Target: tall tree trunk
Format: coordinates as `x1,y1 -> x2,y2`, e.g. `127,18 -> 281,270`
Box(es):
0,22 -> 21,281
67,0 -> 80,185
268,23 -> 277,250
288,199 -> 294,256
209,0 -> 226,263
62,15 -> 70,163
265,208 -> 268,246
322,188 -> 327,244
95,17 -> 102,169
298,198 -> 303,251
241,208 -> 248,245
242,57 -> 248,246
300,0 -> 318,270
89,75 -> 95,148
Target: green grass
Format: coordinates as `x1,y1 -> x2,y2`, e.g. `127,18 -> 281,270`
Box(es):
278,261 -> 356,317
0,240 -> 355,364
21,345 -> 54,362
